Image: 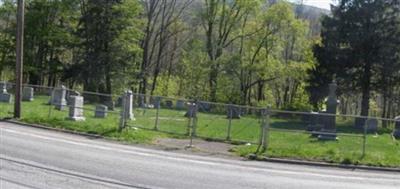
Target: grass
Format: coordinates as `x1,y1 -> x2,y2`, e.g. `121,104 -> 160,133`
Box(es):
1,95 -> 400,167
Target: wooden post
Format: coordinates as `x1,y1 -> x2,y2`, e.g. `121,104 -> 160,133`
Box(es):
14,0 -> 25,118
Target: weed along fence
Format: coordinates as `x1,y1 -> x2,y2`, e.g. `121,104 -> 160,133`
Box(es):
1,82 -> 400,167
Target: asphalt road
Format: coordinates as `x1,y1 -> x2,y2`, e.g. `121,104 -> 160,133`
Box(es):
1,122 -> 400,189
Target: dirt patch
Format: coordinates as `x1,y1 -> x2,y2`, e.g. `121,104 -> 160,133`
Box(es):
154,138 -> 239,158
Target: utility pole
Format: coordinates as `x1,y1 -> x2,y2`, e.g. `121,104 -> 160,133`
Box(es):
15,0 -> 25,118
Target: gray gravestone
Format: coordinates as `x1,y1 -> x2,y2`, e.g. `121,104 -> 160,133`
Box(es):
0,83 -> 12,103
306,112 -> 323,132
105,100 -> 115,111
165,100 -> 173,109
393,116 -> 400,139
151,96 -> 161,109
67,90 -> 80,105
184,102 -> 197,118
227,105 -> 241,119
365,118 -> 378,133
67,96 -> 85,121
116,96 -> 123,107
0,81 -> 12,91
50,86 -> 67,110
121,90 -> 134,120
95,105 -> 108,118
318,81 -> 339,141
176,100 -> 185,110
22,87 -> 34,101
198,101 -> 211,112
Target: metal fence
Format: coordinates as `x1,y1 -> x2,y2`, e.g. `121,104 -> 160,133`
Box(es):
1,82 -> 400,163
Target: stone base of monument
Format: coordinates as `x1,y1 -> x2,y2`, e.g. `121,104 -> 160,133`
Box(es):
67,116 -> 86,121
393,130 -> 400,139
317,129 -> 338,141
0,93 -> 12,103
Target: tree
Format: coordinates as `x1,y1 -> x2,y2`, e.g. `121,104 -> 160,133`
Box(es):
308,0 -> 400,127
73,0 -> 142,96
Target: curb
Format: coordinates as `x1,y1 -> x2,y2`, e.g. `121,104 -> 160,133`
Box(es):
2,119 -> 103,139
254,156 -> 400,173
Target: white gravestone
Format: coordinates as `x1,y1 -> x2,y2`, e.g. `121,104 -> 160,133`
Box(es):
67,96 -> 85,121
121,90 -> 134,120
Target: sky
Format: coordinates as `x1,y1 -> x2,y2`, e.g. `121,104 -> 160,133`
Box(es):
290,0 -> 336,10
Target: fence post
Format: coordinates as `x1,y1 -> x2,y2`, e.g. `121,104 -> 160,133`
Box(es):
192,101 -> 198,137
119,92 -> 126,132
154,97 -> 160,131
362,119 -> 367,158
226,104 -> 232,141
47,87 -> 54,118
262,107 -> 270,152
186,101 -> 196,148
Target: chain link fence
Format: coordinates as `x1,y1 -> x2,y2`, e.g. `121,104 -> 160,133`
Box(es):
1,82 -> 400,164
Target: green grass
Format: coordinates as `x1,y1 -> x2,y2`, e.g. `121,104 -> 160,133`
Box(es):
1,95 -> 400,167
231,131 -> 400,167
0,96 -> 167,144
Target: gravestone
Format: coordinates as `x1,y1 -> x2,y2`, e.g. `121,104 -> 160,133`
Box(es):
197,101 -> 211,112
67,90 -> 80,105
306,112 -> 323,132
67,96 -> 85,121
105,100 -> 115,111
22,87 -> 34,101
95,105 -> 108,118
365,118 -> 378,133
0,81 -> 12,91
138,94 -> 146,108
165,100 -> 173,109
0,83 -> 12,103
184,102 -> 197,118
121,90 -> 134,120
393,116 -> 400,139
51,86 -> 68,110
116,96 -> 123,107
227,105 -> 241,119
151,96 -> 161,109
176,100 -> 185,110
318,81 -> 339,141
